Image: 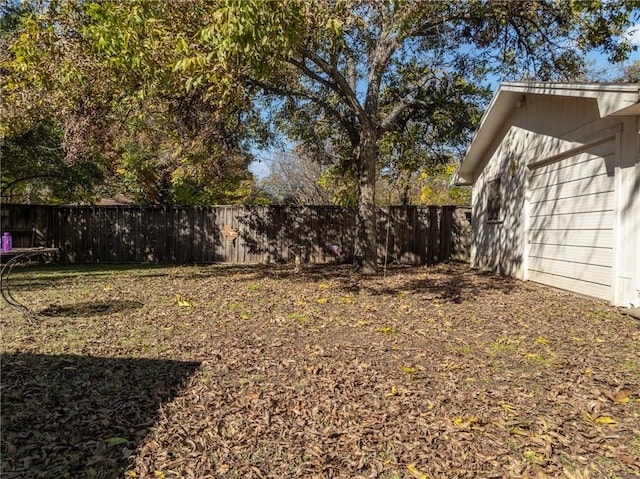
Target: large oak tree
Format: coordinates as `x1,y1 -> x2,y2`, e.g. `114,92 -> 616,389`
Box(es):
187,0 -> 637,272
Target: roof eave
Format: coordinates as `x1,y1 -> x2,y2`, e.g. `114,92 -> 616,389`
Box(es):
455,82 -> 640,186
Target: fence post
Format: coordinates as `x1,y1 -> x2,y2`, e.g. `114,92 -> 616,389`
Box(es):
440,206 -> 454,262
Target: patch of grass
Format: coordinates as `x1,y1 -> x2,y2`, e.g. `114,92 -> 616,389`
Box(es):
522,352 -> 554,366
457,345 -> 473,354
288,312 -> 311,324
489,342 -> 518,355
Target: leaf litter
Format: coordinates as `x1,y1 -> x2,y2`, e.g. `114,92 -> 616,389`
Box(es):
1,263 -> 639,478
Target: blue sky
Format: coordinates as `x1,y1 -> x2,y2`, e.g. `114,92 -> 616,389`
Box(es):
585,22 -> 640,81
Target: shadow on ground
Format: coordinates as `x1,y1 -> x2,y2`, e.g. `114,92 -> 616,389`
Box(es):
0,353 -> 200,479
41,300 -> 144,317
367,267 -> 518,303
9,261 -> 519,306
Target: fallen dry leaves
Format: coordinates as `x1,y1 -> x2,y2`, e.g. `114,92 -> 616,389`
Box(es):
1,263 -> 639,478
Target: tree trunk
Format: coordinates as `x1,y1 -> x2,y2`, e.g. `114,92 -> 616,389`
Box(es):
354,127 -> 378,274
401,173 -> 411,206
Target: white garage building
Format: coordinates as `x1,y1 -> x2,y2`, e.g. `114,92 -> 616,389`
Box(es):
455,82 -> 639,307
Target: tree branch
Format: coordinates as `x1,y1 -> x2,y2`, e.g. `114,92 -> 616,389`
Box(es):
1,174 -> 53,195
286,57 -> 340,95
365,30 -> 399,119
247,77 -> 359,142
379,97 -> 432,133
298,46 -> 365,123
379,70 -> 437,133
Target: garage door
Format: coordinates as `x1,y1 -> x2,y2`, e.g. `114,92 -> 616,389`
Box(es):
528,141 -> 615,301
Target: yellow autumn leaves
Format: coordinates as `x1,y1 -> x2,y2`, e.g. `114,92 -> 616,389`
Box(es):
406,463 -> 429,479
314,282 -> 355,305
584,412 -> 617,426
174,294 -> 193,307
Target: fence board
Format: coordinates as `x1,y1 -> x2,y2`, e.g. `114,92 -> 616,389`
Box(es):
1,204 -> 470,265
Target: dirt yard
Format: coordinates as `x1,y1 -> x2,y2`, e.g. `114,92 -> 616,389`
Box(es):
1,262 -> 639,478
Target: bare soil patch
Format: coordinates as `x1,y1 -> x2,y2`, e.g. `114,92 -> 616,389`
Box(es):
2,263 -> 639,478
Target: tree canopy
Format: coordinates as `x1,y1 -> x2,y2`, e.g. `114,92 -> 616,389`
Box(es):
183,0 -> 638,271
1,0 -> 262,205
2,0 -> 638,270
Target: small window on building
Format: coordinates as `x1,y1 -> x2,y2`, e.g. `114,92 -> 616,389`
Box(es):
487,178 -> 501,222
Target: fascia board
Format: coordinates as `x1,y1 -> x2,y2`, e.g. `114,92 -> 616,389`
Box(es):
455,82 -> 640,186
501,82 -> 640,117
454,85 -> 519,185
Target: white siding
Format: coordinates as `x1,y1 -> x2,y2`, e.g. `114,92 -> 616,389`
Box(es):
528,229 -> 613,249
529,173 -> 614,203
529,191 -> 613,216
527,140 -> 615,301
528,244 -> 611,266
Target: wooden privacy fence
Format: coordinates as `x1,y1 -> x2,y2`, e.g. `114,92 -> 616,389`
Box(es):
1,204 -> 471,265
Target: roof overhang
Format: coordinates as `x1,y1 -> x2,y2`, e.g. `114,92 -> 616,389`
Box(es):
453,82 -> 640,186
